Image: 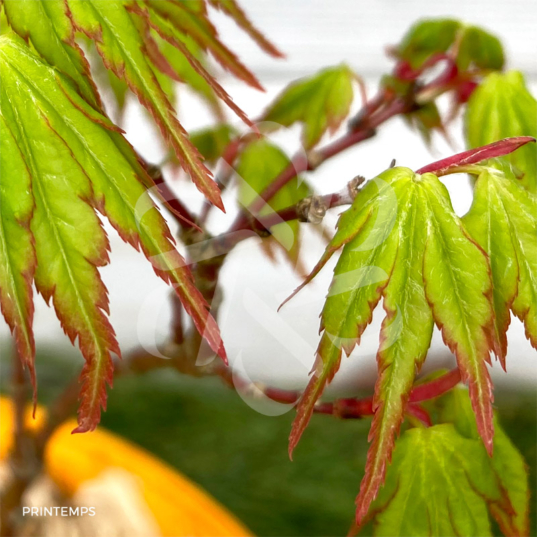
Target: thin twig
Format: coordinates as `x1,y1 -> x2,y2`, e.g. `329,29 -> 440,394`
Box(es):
229,98 -> 407,233
217,366 -> 461,420
236,175 -> 366,233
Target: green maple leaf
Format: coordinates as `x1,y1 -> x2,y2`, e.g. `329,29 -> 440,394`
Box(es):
0,33 -> 225,432
146,0 -> 263,90
3,0 -> 100,108
261,64 -> 356,149
236,139 -> 311,264
2,0 -> 264,209
190,124 -> 237,165
0,111 -> 36,394
466,71 -> 537,193
396,18 -> 504,71
463,167 -> 537,361
284,166 -> 497,525
456,25 -> 504,71
439,388 -> 530,537
368,409 -> 528,537
396,18 -> 461,68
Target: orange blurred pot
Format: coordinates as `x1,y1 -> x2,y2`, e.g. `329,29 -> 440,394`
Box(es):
0,397 -> 252,537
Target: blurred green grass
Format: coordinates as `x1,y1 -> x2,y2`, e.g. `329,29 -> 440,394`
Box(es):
1,347 -> 535,537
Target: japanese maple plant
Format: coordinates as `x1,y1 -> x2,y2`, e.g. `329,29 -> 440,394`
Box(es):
0,1 -> 535,536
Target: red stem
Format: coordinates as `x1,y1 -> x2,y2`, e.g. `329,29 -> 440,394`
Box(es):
229,94 -> 411,234
217,367 -> 461,420
407,404 -> 433,427
416,136 -> 536,176
409,369 -> 461,403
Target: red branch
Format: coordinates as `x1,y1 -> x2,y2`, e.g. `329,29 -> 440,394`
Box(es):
409,369 -> 461,402
218,367 -> 461,421
235,176 -> 365,233
232,98 -> 405,230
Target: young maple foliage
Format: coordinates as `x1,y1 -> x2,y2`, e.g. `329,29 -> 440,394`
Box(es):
0,4 -> 536,533
0,0 -> 280,432
261,64 -> 357,149
294,166 -> 495,494
369,389 -> 528,537
236,139 -> 311,264
463,167 -> 537,361
465,71 -> 537,193
2,0 -> 275,209
283,137 -> 536,526
0,33 -> 229,432
395,18 -> 504,71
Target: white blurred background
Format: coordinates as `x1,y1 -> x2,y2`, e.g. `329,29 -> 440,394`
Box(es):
1,1 -> 536,394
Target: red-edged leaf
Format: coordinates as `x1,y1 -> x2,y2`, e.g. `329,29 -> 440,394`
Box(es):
0,33 -> 226,431
463,168 -> 537,362
420,172 -> 496,454
64,0 -> 224,209
355,182 -> 433,525
0,112 -> 37,399
147,0 -> 263,90
138,3 -> 255,130
287,170 -> 408,456
283,166 -> 497,523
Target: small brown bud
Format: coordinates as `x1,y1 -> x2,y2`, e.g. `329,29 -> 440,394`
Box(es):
348,175 -> 366,199
297,196 -> 327,224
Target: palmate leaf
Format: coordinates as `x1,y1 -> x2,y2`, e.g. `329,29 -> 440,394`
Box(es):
466,71 -> 537,193
371,426 -> 493,536
0,113 -> 36,394
284,167 -> 497,525
463,167 -> 537,360
261,64 -> 356,149
395,18 -> 504,71
368,415 -> 528,536
191,124 -> 237,165
439,387 -> 529,537
3,0 -> 266,210
146,0 -> 263,90
65,0 -> 230,210
236,139 -> 311,264
395,18 -> 461,68
0,33 -> 225,432
3,0 -> 100,109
